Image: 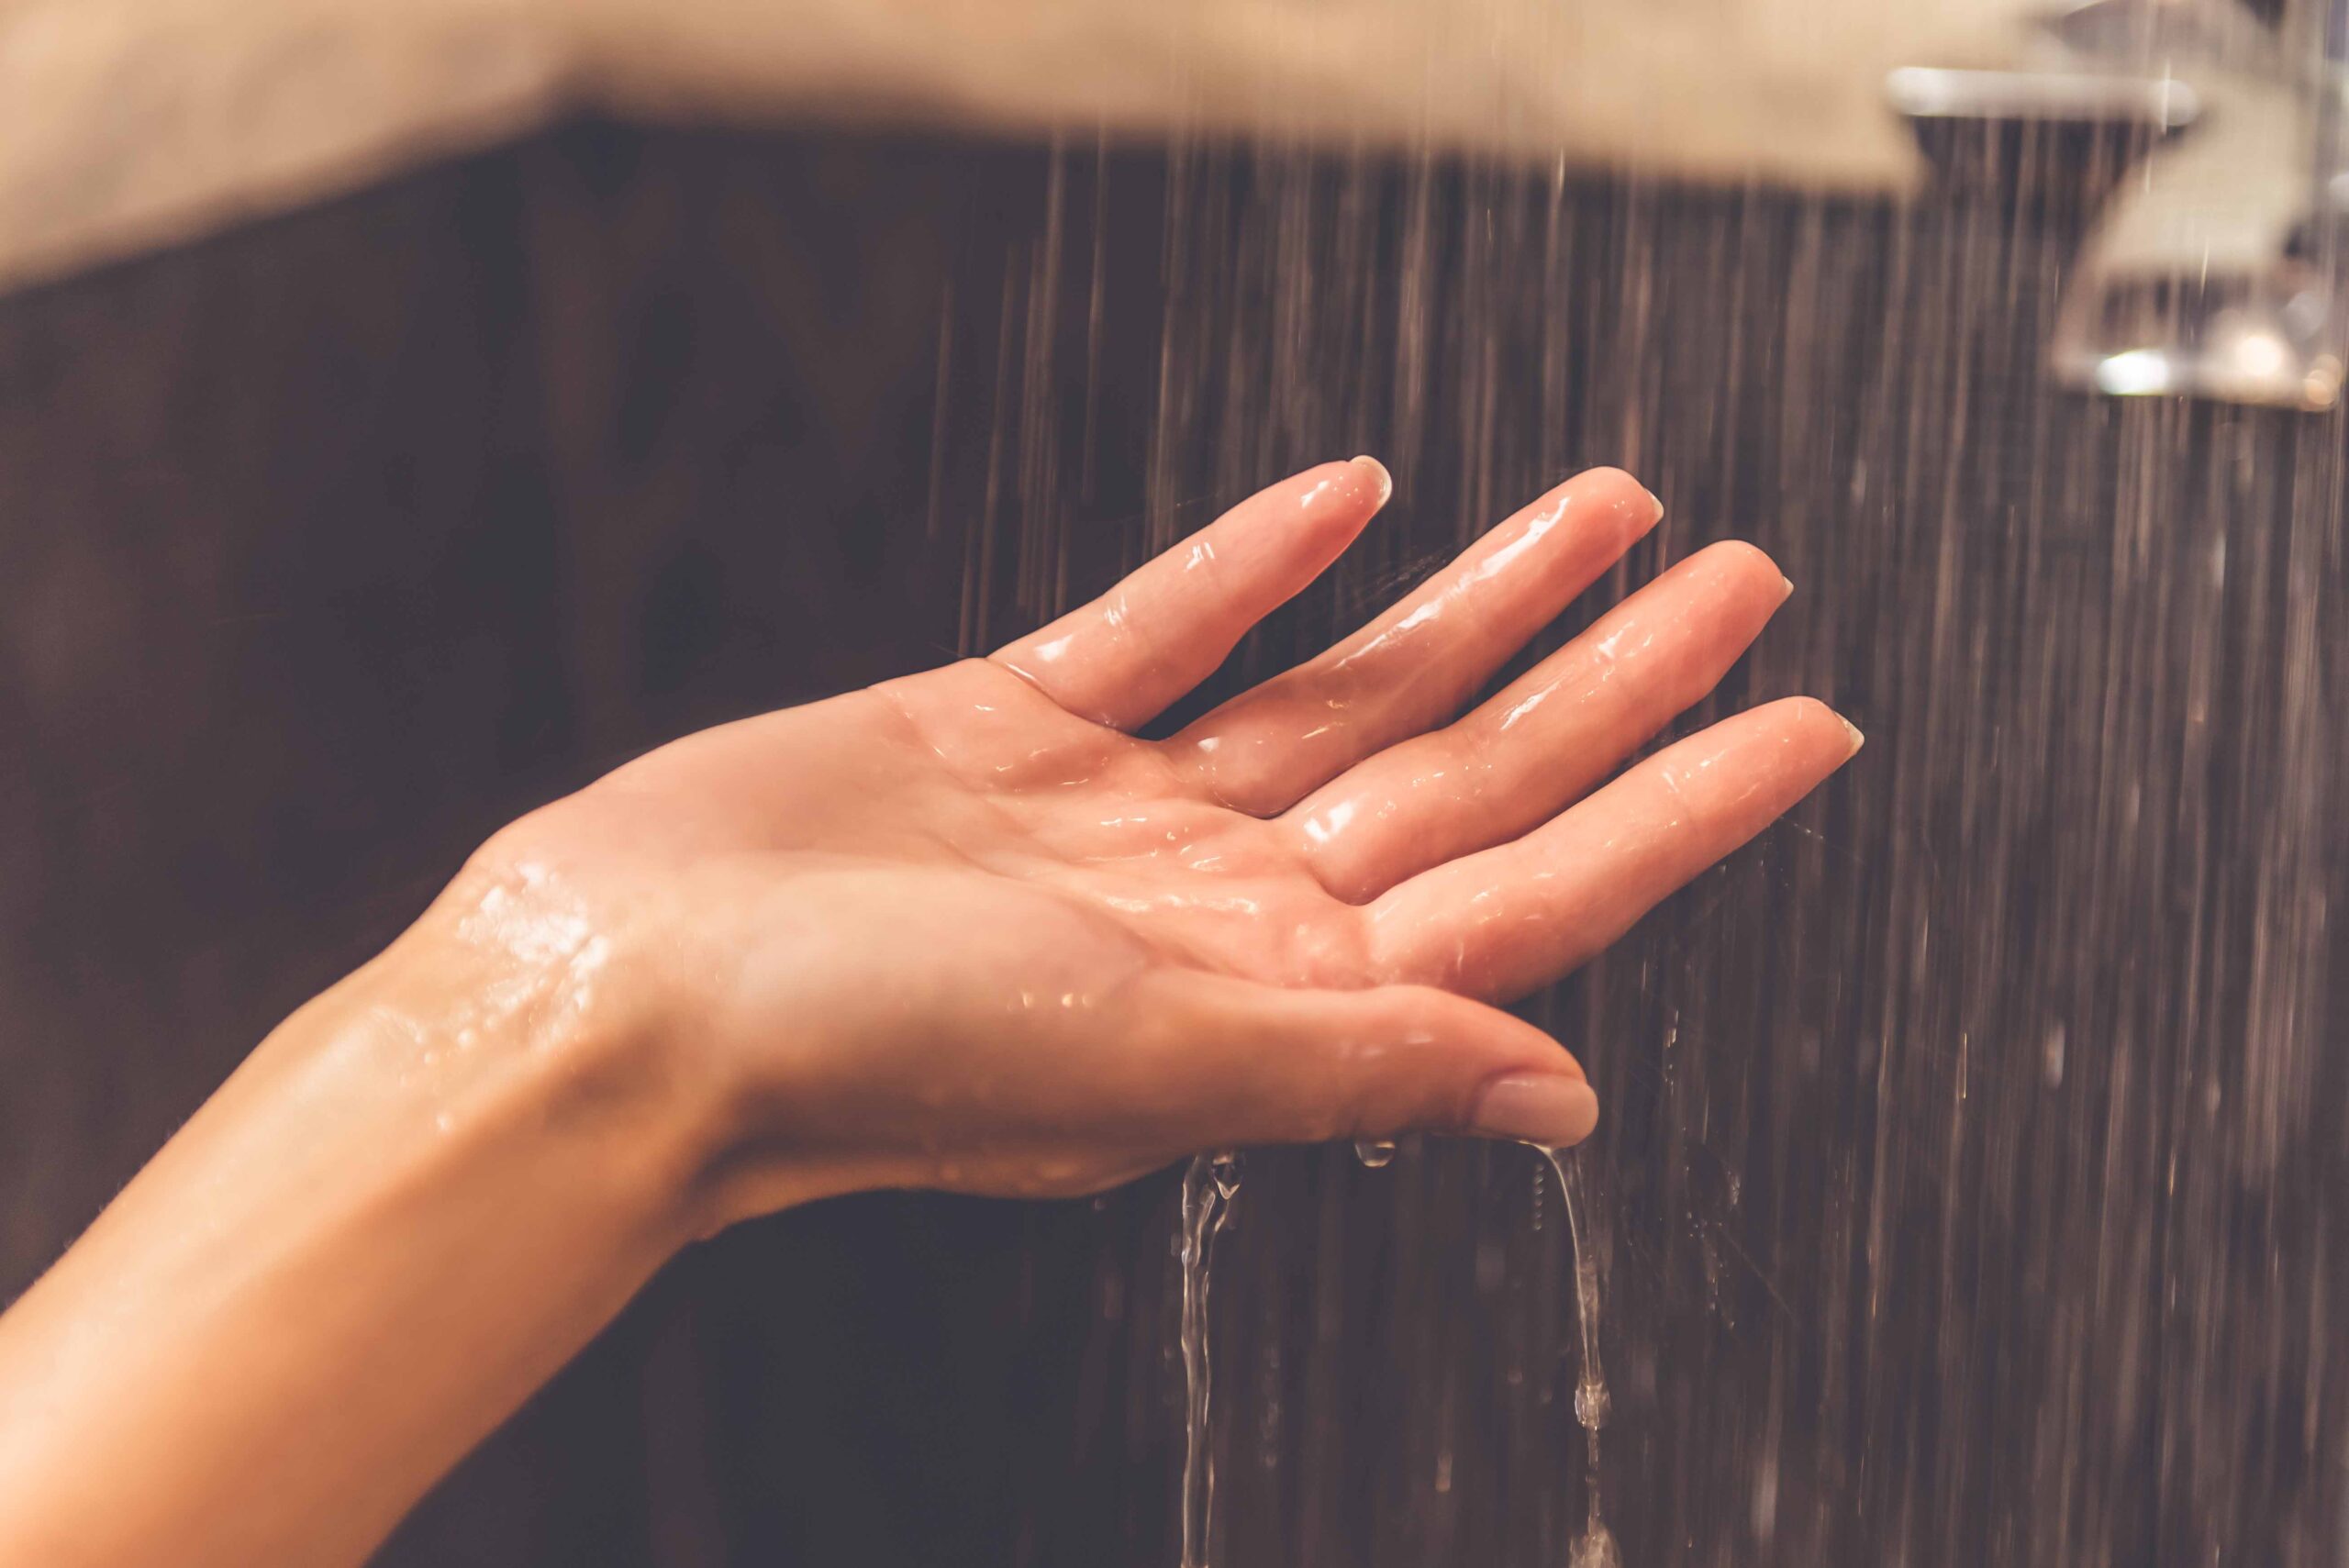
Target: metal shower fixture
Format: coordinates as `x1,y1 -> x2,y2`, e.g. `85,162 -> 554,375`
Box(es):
1894,0 -> 2349,411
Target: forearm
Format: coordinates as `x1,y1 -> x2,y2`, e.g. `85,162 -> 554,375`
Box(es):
0,915 -> 714,1568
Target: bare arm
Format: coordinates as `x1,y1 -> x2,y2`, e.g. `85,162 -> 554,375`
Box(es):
0,460 -> 1857,1567
0,930 -> 702,1566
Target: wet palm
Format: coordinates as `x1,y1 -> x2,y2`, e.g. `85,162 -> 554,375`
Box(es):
470,459 -> 1858,1214
0,458 -> 1861,1568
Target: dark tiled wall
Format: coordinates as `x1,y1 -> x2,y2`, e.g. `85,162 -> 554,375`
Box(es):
2,120 -> 2342,1567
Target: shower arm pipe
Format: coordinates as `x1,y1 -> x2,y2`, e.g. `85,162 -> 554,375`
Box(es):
1890,0 -> 2349,409
2295,0 -> 2349,222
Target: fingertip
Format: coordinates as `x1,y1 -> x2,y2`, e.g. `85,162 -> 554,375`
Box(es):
1673,541 -> 1796,625
1774,695 -> 1865,762
1698,537 -> 1782,585
1264,461 -> 1388,562
1466,1072 -> 1600,1147
1569,465 -> 1664,535
1296,458 -> 1384,514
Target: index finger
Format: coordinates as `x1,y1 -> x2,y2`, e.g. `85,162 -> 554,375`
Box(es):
991,459 -> 1391,729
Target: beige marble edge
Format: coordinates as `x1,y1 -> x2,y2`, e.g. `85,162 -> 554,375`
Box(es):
0,0 -> 2009,299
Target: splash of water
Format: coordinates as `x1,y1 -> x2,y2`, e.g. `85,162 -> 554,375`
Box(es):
1177,1150 -> 1243,1568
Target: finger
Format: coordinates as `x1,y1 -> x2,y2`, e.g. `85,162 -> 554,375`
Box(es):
1367,696 -> 1863,999
1121,971 -> 1599,1149
991,459 -> 1391,729
1293,540 -> 1793,903
1166,467 -> 1662,814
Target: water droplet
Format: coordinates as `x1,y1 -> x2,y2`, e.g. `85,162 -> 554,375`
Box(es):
1569,1522 -> 1621,1568
1575,1378 -> 1611,1430
1210,1151 -> 1244,1200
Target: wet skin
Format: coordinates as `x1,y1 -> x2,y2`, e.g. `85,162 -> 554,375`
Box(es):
0,460 -> 1857,1567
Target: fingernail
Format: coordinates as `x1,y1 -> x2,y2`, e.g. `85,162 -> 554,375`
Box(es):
1841,716 -> 1866,756
1642,484 -> 1664,519
1779,573 -> 1795,601
1350,454 -> 1393,506
1469,1073 -> 1599,1147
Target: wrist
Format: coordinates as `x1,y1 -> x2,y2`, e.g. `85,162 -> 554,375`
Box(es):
328,866 -> 735,1250
409,823 -> 898,1230
0,870 -> 727,1568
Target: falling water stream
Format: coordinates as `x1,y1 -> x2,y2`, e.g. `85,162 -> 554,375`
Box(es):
1182,1136 -> 1621,1567
1542,1145 -> 1619,1568
1177,1151 -> 1244,1568
913,32 -> 2349,1563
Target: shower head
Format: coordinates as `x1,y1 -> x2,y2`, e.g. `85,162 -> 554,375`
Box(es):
2053,0 -> 2349,409
1895,0 -> 2349,411
2047,90 -> 2346,410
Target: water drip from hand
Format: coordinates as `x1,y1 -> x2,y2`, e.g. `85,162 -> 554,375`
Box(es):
1177,1150 -> 1242,1568
1540,1143 -> 1618,1568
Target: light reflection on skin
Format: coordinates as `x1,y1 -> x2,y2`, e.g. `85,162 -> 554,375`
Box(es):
1348,703 -> 1851,995
1300,799 -> 1356,846
1287,540 -> 1796,900
787,464 -> 1840,1003
952,490 -> 1813,982
1025,632 -> 1077,666
998,460 -> 1394,727
1173,469 -> 1663,812
1326,479 -> 1653,682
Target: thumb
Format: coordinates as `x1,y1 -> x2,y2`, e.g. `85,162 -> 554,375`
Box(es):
1124,972 -> 1599,1151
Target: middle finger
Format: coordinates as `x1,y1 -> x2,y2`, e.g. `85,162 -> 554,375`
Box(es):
1164,466 -> 1662,816
1288,539 -> 1793,902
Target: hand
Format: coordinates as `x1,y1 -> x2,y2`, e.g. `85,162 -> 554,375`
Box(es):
427,457 -> 1857,1218
0,459 -> 1859,1568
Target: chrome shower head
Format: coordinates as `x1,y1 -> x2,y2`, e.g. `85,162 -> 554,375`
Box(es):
1895,0 -> 2349,410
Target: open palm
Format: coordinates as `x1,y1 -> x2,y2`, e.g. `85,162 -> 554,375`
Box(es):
468,459 -> 1857,1215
